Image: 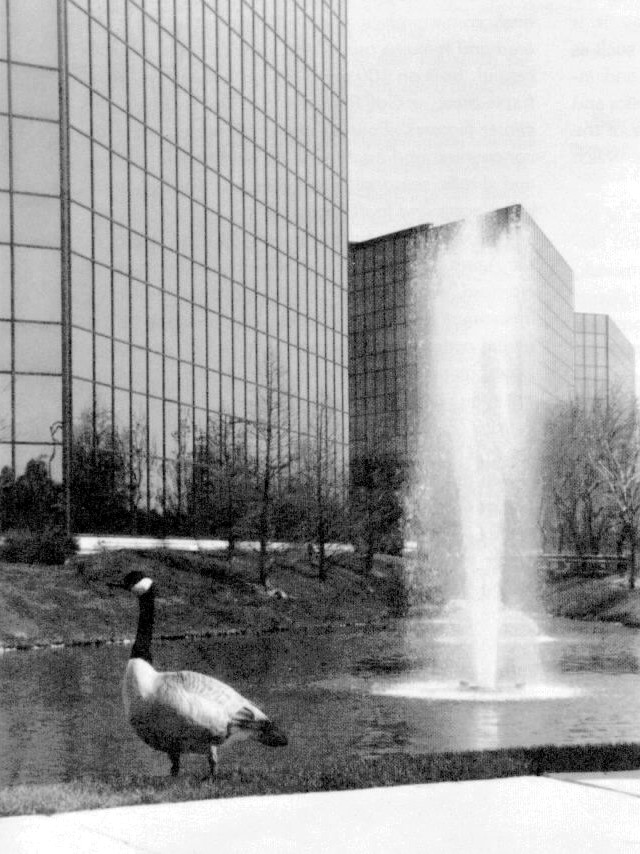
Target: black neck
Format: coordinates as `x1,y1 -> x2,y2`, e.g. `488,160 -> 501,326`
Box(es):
131,587 -> 155,664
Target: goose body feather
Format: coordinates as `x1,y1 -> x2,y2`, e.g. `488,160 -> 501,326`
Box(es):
124,658 -> 268,754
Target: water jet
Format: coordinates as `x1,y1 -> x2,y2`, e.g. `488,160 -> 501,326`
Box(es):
382,214 -> 572,703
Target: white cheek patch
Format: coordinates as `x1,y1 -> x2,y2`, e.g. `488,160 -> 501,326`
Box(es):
132,577 -> 153,595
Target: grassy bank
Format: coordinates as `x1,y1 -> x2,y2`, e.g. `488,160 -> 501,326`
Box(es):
2,743 -> 639,816
542,570 -> 640,626
3,547 -> 640,648
0,548 -> 415,648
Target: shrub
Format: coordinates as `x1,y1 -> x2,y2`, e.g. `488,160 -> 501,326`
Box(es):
0,529 -> 76,565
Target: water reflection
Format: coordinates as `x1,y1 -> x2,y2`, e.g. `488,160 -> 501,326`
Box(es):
2,619 -> 640,786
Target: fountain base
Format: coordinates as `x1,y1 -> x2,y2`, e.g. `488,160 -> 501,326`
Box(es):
372,678 -> 579,702
459,680 -> 526,692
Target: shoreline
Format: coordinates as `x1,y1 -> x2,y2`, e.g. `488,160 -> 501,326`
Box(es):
0,617 -> 393,655
3,607 -> 639,657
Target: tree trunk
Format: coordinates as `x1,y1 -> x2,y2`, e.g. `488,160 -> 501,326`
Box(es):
364,539 -> 375,575
616,534 -> 625,575
318,538 -> 327,582
629,531 -> 636,591
259,537 -> 268,586
227,533 -> 236,563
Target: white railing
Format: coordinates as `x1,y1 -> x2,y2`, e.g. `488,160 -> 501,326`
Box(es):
73,535 -> 354,556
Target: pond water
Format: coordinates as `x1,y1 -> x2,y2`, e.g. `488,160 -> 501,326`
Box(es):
2,617 -> 640,786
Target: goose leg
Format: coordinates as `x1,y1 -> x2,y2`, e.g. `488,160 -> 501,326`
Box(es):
169,749 -> 181,777
207,745 -> 218,778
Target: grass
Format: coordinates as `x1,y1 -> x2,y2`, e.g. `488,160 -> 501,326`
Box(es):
2,743 -> 640,816
542,571 -> 640,625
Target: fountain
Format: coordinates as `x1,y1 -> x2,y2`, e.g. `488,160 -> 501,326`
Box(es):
376,214 -> 576,702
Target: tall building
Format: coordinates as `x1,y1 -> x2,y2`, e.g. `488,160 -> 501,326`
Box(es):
0,0 -> 348,528
348,222 -> 429,466
574,312 -> 636,407
348,205 -> 575,465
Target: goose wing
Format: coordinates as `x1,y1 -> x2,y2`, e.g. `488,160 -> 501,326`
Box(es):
155,669 -> 267,741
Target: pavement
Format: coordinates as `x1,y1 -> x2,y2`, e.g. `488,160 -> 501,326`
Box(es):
2,771 -> 640,853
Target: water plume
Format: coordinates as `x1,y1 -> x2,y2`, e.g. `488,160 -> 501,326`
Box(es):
410,214 -> 542,691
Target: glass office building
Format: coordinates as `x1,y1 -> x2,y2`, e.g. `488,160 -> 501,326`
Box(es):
349,205 -> 575,465
348,223 -> 429,465
1,0 -> 348,527
574,312 -> 635,407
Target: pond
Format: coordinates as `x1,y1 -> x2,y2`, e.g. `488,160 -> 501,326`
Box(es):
2,617 -> 640,786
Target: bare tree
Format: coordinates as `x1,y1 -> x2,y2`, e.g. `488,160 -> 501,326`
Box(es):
123,416 -> 151,529
249,347 -> 296,586
350,448 -> 405,574
188,415 -> 254,558
299,403 -> 346,581
540,402 -> 615,555
591,398 -> 640,589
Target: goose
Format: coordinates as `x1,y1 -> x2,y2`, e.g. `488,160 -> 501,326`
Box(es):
114,570 -> 287,778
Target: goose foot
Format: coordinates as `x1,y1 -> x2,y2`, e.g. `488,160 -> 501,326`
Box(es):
207,745 -> 218,779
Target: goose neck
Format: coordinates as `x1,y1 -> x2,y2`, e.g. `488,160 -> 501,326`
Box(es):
131,587 -> 155,664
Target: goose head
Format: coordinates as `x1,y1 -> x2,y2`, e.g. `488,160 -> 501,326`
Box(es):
122,571 -> 154,596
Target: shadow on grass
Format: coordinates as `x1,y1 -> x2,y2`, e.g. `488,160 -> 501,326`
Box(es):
3,743 -> 640,817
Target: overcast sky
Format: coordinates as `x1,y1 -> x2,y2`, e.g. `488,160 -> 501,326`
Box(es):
348,0 -> 640,366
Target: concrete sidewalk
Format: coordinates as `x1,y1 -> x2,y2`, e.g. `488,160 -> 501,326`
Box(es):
2,772 -> 640,853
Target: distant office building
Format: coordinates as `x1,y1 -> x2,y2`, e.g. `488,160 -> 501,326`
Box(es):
0,0 -> 348,528
574,313 -> 636,407
348,222 -> 428,465
348,205 -> 575,465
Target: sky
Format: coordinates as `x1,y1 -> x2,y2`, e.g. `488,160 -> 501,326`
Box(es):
347,0 -> 640,370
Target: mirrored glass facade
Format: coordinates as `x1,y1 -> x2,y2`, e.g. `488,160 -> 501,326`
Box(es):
0,0 -> 62,482
349,205 -> 575,465
1,0 -> 349,527
574,312 -> 635,407
348,223 -> 428,466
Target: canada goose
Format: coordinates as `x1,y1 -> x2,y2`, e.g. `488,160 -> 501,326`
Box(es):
115,570 -> 287,778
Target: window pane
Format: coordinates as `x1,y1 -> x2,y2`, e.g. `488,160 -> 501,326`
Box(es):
113,273 -> 129,342
91,21 -> 109,96
92,142 -> 110,214
11,66 -> 59,120
0,9 -> 6,62
16,444 -> 62,480
15,321 -> 61,372
67,5 -> 90,80
94,264 -> 111,336
12,119 -> 60,195
71,203 -> 92,257
13,195 -> 60,247
68,79 -> 91,134
9,0 -> 59,66
71,327 -> 92,379
0,117 -> 8,189
0,320 -> 10,370
71,254 -> 92,329
69,131 -> 92,207
15,375 -> 62,442
0,193 -> 8,243
0,246 -> 10,319
14,247 -> 61,321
